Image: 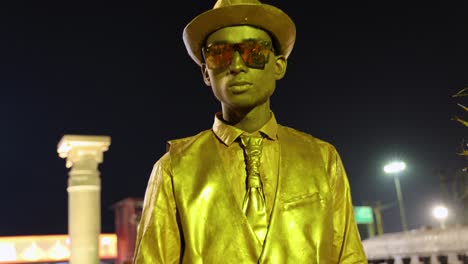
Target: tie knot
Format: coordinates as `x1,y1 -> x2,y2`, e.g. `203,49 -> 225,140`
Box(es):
240,134 -> 263,183
240,135 -> 263,152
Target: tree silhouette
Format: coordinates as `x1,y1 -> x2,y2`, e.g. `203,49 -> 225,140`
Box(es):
451,87 -> 468,225
452,87 -> 468,156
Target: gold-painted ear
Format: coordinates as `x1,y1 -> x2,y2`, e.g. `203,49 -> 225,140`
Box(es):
274,55 -> 287,80
201,63 -> 211,86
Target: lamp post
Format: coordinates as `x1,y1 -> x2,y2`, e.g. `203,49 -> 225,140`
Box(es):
432,205 -> 448,229
384,161 -> 408,232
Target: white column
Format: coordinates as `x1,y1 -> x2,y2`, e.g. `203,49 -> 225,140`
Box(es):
57,135 -> 111,264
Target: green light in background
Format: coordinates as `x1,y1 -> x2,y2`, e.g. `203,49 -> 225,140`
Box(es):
354,206 -> 374,224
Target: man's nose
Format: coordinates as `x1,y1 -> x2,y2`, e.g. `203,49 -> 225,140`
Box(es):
229,51 -> 248,73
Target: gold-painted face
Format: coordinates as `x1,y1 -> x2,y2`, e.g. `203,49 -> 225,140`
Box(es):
202,25 -> 286,113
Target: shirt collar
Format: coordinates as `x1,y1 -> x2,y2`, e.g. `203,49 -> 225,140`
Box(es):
212,112 -> 279,146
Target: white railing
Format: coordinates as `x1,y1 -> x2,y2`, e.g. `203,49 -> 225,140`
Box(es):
362,226 -> 468,264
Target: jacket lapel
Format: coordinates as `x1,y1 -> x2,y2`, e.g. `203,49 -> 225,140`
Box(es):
259,126 -> 330,263
171,131 -> 263,262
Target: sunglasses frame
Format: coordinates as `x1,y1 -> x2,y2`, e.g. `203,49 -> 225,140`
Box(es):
202,40 -> 273,70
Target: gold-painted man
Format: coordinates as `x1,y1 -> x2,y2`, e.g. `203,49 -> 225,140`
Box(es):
134,0 -> 367,263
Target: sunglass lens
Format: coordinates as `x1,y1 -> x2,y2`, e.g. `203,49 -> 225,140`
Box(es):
204,44 -> 233,70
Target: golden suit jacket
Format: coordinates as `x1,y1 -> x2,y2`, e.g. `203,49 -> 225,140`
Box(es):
134,125 -> 367,263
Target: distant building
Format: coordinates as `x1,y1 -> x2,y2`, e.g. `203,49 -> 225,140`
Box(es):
0,234 -> 117,264
112,197 -> 143,264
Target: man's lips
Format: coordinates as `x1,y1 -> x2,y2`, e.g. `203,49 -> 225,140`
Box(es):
228,82 -> 252,93
229,80 -> 252,86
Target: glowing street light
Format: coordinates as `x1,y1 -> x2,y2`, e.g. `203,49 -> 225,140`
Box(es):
384,161 -> 408,231
383,161 -> 406,174
432,205 -> 448,229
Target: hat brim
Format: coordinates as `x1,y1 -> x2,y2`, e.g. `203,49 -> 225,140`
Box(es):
183,4 -> 296,66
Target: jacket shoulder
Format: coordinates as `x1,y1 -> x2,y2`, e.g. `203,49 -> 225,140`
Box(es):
166,129 -> 212,154
278,125 -> 338,152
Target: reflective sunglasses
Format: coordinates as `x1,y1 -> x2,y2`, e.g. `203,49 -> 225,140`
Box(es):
202,40 -> 273,70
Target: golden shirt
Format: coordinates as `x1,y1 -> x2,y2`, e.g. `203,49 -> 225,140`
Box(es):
133,114 -> 367,263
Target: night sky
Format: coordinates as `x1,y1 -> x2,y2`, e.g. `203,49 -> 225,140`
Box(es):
1,1 -> 467,236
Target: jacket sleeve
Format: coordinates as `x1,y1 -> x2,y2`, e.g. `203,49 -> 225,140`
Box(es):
328,146 -> 368,263
133,153 -> 182,264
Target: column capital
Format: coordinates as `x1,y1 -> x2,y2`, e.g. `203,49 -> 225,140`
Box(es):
57,135 -> 111,168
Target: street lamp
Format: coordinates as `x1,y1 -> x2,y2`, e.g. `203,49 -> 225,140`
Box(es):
384,161 -> 408,231
432,205 -> 448,229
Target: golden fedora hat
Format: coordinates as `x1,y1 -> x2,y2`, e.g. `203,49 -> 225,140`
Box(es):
183,0 -> 296,66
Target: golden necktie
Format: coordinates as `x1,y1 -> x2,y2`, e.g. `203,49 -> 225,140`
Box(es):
240,135 -> 268,244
